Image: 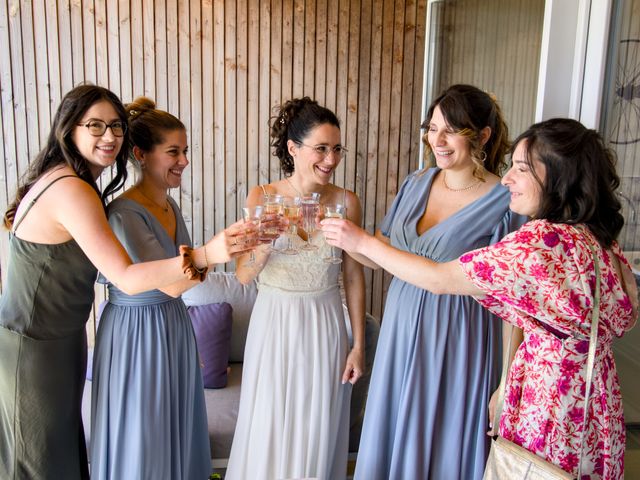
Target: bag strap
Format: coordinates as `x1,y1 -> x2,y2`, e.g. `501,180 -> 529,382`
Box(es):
493,242 -> 601,479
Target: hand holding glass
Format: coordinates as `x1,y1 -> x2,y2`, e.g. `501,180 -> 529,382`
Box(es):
323,204 -> 346,264
242,205 -> 263,265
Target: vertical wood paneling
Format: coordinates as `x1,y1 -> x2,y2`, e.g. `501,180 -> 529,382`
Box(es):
269,0 -> 282,181
94,0 -> 109,87
33,0 -> 50,145
257,0 -> 270,185
303,0 -> 315,96
291,0 -> 304,98
154,0 -> 167,107
69,0 -> 83,83
236,0 -> 248,205
333,0 -> 348,188
224,0 -> 237,225
54,0 -> 73,96
345,0 -> 360,194
189,0 -> 202,245
313,0 -> 326,105
0,0 -> 429,327
202,0 -> 215,245
367,0 -> 384,319
246,0 -> 259,190
105,0 -> 120,96
212,0 -> 225,258
118,0 -> 133,101
323,0 -> 337,111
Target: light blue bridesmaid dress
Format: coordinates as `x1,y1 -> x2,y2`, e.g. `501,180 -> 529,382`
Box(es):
354,168 -> 526,480
90,197 -> 211,480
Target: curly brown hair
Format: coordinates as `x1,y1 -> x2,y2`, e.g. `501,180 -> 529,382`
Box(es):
270,97 -> 340,175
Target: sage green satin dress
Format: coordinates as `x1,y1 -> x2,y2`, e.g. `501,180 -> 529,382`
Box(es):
0,176 -> 96,479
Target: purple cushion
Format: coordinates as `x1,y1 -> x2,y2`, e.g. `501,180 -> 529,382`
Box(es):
187,302 -> 233,389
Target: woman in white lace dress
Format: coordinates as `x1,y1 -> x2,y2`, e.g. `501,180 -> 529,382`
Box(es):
226,97 -> 366,480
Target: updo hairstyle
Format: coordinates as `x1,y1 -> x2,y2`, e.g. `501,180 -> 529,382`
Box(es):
125,97 -> 185,165
270,97 -> 340,175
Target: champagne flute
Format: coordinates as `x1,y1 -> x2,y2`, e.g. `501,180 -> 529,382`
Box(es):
300,193 -> 321,251
323,203 -> 346,264
262,193 -> 284,251
281,196 -> 302,255
242,205 -> 263,265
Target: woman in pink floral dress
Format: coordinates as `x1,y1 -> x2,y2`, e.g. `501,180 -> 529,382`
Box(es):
322,118 -> 639,479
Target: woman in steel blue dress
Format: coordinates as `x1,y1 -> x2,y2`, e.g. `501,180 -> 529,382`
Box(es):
329,85 -> 527,479
90,98 -> 212,480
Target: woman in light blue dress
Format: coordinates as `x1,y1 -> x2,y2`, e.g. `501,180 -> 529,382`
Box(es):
90,97 -> 223,479
324,85 -> 527,479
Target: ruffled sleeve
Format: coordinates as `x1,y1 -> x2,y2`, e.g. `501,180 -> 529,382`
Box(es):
459,220 -> 597,337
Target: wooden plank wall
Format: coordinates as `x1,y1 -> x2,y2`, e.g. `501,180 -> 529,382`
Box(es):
0,0 -> 428,340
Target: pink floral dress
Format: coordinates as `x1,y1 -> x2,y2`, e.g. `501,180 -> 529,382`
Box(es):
459,220 -> 637,479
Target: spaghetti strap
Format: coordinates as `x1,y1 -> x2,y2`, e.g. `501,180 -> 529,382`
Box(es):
12,175 -> 79,234
260,184 -> 267,196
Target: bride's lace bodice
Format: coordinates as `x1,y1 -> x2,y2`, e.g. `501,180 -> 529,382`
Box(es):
258,232 -> 342,292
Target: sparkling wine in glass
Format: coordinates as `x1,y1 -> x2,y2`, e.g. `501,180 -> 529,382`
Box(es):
281,196 -> 302,255
242,205 -> 263,265
300,193 -> 321,251
262,193 -> 284,251
323,203 -> 346,264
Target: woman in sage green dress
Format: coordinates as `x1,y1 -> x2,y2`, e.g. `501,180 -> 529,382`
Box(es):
0,85 -> 255,480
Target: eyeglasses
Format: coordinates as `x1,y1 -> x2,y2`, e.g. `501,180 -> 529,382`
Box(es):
77,119 -> 127,137
297,143 -> 347,159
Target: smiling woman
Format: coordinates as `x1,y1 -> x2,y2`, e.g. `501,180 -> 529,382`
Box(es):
228,97 -> 366,480
89,97 -> 212,480
321,118 -> 639,479
0,85 -> 258,480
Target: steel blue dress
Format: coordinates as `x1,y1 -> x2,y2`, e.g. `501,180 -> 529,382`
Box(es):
354,168 -> 526,480
90,197 -> 210,480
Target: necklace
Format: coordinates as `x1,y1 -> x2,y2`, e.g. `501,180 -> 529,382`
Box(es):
442,171 -> 481,192
136,185 -> 170,212
285,176 -> 305,197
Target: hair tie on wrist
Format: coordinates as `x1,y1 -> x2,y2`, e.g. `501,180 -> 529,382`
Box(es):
179,245 -> 208,281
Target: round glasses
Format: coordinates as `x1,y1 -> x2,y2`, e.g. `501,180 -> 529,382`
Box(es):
77,120 -> 127,137
297,143 -> 347,159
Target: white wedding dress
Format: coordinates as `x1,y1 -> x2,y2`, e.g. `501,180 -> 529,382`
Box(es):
225,233 -> 351,480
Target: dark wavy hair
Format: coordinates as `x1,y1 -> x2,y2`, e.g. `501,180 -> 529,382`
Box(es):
126,96 -> 185,160
422,84 -> 510,177
4,84 -> 129,229
270,97 -> 340,175
513,118 -> 624,247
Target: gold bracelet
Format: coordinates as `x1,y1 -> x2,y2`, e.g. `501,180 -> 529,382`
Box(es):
179,245 -> 208,281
